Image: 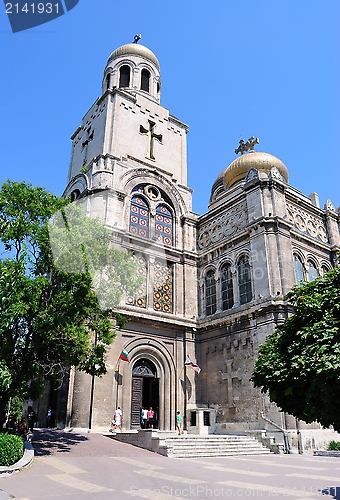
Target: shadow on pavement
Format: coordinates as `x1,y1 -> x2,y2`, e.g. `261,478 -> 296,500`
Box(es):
32,429 -> 88,456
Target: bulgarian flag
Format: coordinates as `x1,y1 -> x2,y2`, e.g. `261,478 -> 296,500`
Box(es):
119,349 -> 130,363
185,355 -> 201,374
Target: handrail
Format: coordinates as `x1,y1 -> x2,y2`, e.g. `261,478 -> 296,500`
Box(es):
260,411 -> 291,454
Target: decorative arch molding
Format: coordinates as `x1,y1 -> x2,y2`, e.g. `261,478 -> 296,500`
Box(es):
63,174 -> 89,199
291,248 -> 305,264
121,168 -> 188,217
200,265 -> 217,280
320,260 -> 332,272
234,250 -> 251,266
217,258 -> 233,275
117,337 -> 176,431
305,254 -> 319,268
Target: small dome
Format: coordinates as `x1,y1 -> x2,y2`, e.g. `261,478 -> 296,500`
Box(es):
107,43 -> 160,70
224,150 -> 288,188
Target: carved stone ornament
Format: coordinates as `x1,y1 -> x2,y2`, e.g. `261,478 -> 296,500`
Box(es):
268,166 -> 284,182
324,200 -> 335,212
198,201 -> 248,249
286,202 -> 328,243
244,168 -> 259,183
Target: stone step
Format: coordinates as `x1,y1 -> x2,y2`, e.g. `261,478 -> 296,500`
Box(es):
161,435 -> 272,458
111,432 -> 272,458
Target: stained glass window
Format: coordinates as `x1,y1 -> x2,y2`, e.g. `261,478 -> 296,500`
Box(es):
307,261 -> 318,282
238,257 -> 252,305
221,264 -> 234,310
126,256 -> 147,308
154,205 -> 173,245
294,255 -> 304,285
130,195 -> 149,238
153,260 -> 173,313
205,270 -> 216,316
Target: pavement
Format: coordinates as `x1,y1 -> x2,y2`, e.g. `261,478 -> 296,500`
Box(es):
0,429 -> 339,500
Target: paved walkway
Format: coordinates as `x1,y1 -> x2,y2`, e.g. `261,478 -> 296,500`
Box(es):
0,429 -> 339,499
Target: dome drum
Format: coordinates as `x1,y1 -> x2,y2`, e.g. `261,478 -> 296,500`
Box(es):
103,43 -> 161,102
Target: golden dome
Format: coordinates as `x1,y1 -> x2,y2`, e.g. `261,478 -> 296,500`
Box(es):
107,43 -> 160,70
224,150 -> 288,188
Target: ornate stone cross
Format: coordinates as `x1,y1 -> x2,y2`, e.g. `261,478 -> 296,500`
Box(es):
235,139 -> 247,155
246,136 -> 260,150
220,359 -> 242,408
140,121 -> 162,160
235,136 -> 260,155
82,128 -> 94,165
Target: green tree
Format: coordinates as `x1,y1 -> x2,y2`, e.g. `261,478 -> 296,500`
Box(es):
251,267 -> 340,432
0,181 -> 138,419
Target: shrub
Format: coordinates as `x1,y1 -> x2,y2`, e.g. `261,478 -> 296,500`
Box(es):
0,433 -> 24,466
327,440 -> 340,451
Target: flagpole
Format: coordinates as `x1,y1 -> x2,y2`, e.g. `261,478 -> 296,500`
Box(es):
183,328 -> 187,431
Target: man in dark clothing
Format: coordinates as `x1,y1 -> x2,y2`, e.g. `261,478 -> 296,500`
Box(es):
27,406 -> 36,432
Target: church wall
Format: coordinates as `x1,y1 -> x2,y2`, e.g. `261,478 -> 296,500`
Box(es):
68,97 -> 109,181
105,92 -> 188,185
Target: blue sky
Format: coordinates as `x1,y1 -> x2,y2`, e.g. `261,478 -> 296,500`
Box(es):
0,0 -> 339,215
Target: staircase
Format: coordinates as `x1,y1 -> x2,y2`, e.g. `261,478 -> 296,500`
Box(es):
158,434 -> 272,458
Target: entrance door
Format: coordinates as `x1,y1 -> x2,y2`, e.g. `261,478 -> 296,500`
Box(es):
131,359 -> 159,428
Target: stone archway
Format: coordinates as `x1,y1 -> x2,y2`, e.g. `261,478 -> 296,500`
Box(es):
131,359 -> 159,428
118,339 -> 177,431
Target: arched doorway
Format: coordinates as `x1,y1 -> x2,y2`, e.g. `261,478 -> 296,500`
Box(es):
131,359 -> 159,428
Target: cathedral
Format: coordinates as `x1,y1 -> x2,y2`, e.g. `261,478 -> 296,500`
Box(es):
44,40 -> 339,451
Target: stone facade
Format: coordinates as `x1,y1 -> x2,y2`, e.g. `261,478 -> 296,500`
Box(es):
37,42 -> 340,452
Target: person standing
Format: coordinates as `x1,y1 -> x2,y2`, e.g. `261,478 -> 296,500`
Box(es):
142,407 -> 148,429
114,406 -> 123,431
176,410 -> 183,435
46,407 -> 53,428
27,406 -> 36,432
147,407 -> 154,428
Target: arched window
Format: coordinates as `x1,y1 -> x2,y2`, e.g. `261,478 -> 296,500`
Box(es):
307,261 -> 318,282
155,205 -> 173,245
221,264 -> 234,310
70,189 -> 80,202
153,260 -> 173,313
105,73 -> 111,90
321,265 -> 329,276
294,255 -> 304,285
205,270 -> 216,316
126,255 -> 147,308
141,69 -> 150,92
238,256 -> 252,305
130,195 -> 149,238
132,359 -> 156,377
119,65 -> 130,88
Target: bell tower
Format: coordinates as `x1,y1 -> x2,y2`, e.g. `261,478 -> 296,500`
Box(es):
65,37 -> 189,203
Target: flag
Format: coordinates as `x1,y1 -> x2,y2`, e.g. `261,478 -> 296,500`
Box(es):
185,355 -> 201,374
119,350 -> 130,363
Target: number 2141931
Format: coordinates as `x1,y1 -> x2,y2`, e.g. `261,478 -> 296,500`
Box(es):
6,3 -> 60,14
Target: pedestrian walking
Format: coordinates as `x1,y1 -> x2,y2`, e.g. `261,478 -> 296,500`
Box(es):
113,406 -> 122,431
176,410 -> 183,435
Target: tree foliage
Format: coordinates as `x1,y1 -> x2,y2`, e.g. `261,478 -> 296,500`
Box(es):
252,266 -> 340,431
0,181 -> 138,418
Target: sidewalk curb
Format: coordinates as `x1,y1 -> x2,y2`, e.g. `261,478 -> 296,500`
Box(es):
0,441 -> 34,477
313,450 -> 340,457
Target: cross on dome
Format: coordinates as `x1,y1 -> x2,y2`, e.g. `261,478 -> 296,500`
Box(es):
235,136 -> 260,155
